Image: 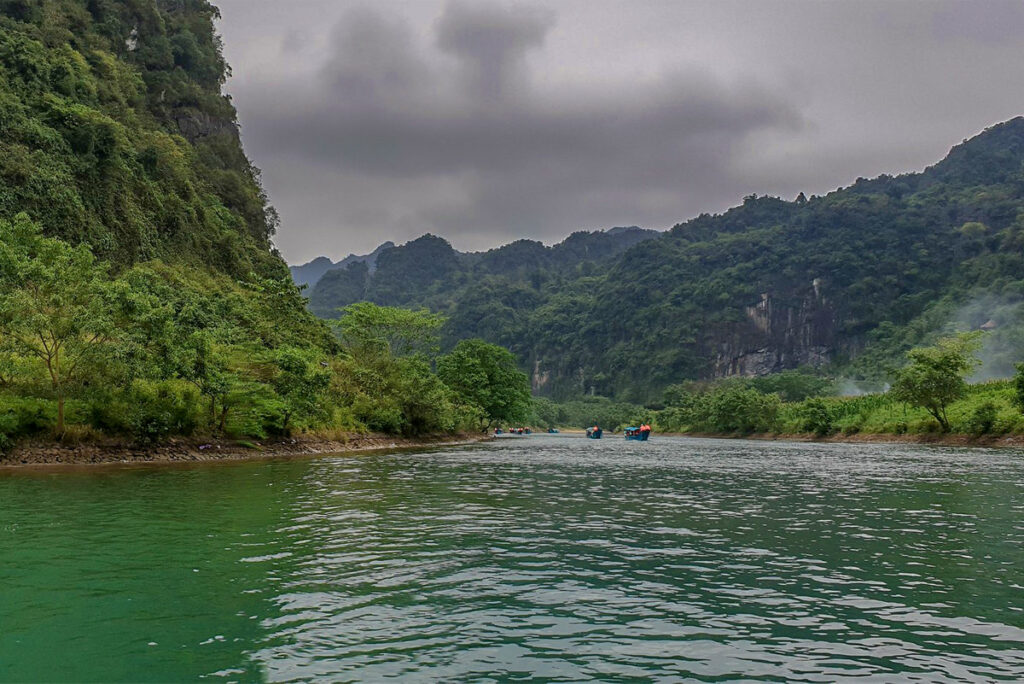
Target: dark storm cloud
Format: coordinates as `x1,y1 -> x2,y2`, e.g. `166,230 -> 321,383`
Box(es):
214,0 -> 1024,262
236,2 -> 803,250
435,1 -> 555,100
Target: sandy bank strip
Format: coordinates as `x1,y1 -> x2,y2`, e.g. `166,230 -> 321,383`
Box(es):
0,433 -> 492,469
662,431 -> 1024,449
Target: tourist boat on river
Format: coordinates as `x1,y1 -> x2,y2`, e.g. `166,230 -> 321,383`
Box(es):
586,427 -> 603,439
624,426 -> 651,441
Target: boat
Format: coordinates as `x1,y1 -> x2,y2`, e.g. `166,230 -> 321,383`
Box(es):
547,428 -> 559,434
624,426 -> 651,441
586,427 -> 603,439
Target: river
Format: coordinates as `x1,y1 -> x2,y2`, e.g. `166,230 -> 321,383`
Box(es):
1,435 -> 1022,681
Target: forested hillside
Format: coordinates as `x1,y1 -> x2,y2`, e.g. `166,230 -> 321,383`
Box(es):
0,0 -> 529,451
305,118 -> 1024,402
0,0 -> 283,276
306,227 -> 660,318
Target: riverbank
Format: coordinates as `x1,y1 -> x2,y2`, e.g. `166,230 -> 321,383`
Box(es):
668,431 -> 1024,448
0,432 -> 492,468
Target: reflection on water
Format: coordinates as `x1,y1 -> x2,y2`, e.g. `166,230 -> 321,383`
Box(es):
1,436 -> 1022,681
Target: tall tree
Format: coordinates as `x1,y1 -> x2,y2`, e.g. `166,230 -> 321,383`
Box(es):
0,215 -> 115,433
438,339 -> 532,431
890,332 -> 982,432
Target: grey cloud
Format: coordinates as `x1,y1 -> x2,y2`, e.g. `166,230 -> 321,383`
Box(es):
280,28 -> 308,55
322,6 -> 428,103
931,1 -> 1024,43
215,0 -> 1024,261
435,0 -> 555,100
241,3 -> 803,248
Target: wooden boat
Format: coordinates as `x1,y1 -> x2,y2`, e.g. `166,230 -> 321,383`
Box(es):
624,427 -> 650,441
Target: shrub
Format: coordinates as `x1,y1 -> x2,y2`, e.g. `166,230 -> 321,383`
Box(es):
0,395 -> 54,450
88,382 -> 201,444
798,398 -> 835,436
966,401 -> 998,436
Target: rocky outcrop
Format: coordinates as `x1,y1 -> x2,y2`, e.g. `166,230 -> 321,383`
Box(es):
710,278 -> 836,377
171,107 -> 239,142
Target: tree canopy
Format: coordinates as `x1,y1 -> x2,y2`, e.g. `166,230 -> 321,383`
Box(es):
890,333 -> 983,432
438,339 -> 532,430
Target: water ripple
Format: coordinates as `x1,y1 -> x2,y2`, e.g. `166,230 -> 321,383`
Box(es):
1,436 -> 1022,681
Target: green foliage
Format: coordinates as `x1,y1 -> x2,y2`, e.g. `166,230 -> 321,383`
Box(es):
749,371 -> 832,402
0,214 -> 115,432
0,5 -> 497,451
966,401 -> 998,436
0,0 -> 281,275
335,302 -> 444,358
659,381 -> 783,434
304,118 -> 1024,403
437,339 -> 532,430
543,395 -> 649,431
654,361 -> 1024,439
890,333 -> 983,431
271,346 -> 330,432
796,397 -> 835,436
1014,362 -> 1024,412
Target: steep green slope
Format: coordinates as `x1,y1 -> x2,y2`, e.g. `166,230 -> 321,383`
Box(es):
307,118 -> 1024,402
0,0 -> 280,276
0,1 -> 500,449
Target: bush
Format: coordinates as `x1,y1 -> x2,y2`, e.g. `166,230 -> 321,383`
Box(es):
798,398 -> 835,436
0,395 -> 54,446
965,401 -> 998,436
705,386 -> 780,434
88,382 -> 201,444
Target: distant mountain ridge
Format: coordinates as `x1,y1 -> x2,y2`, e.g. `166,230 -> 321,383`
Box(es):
290,241 -> 395,289
302,117 -> 1024,401
301,226 -> 661,315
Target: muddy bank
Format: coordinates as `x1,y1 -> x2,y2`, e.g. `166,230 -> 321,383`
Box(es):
0,433 -> 492,468
668,431 -> 1024,449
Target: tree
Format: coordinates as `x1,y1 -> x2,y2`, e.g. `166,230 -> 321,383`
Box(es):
437,339 -> 531,431
1013,363 -> 1024,413
0,215 -> 116,434
890,332 -> 982,432
335,302 -> 445,358
271,346 -> 330,432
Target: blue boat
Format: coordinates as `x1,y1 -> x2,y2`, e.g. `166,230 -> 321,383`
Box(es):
624,427 -> 650,441
547,428 -> 559,434
586,427 -> 603,439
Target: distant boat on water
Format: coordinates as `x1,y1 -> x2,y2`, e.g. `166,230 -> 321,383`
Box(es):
624,426 -> 651,441
586,427 -> 603,439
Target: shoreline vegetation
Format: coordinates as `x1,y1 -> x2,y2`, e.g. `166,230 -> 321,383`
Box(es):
532,334 -> 1024,449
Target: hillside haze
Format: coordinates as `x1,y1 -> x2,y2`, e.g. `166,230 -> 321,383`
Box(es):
304,118 -> 1024,401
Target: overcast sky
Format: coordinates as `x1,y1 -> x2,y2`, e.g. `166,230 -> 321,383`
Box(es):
215,0 -> 1024,264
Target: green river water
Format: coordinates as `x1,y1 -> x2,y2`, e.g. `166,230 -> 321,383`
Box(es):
1,435 -> 1022,682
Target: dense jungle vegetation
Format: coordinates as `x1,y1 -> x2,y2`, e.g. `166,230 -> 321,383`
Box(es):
536,334 -> 1024,441
651,332 -> 1024,439
0,0 -> 531,451
306,118 -> 1024,404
